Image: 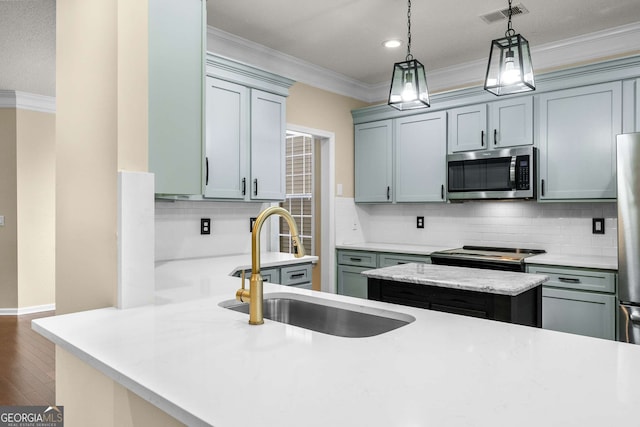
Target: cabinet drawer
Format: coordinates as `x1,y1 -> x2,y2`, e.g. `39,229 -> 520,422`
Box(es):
234,267 -> 280,284
261,268 -> 281,284
527,265 -> 616,293
378,253 -> 430,268
337,250 -> 377,268
280,264 -> 312,286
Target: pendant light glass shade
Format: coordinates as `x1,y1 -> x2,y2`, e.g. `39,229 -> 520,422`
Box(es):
484,34 -> 535,96
388,59 -> 430,110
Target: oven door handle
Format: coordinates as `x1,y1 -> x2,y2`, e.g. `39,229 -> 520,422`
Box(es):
509,156 -> 517,190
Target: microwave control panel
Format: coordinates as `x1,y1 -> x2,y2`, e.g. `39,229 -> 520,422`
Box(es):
516,155 -> 530,190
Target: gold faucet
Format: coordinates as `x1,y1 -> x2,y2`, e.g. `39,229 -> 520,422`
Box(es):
235,206 -> 305,324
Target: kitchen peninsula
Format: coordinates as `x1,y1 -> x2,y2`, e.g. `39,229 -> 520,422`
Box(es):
33,266 -> 640,427
364,263 -> 548,326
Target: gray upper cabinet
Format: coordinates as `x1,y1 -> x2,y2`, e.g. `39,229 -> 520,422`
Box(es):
250,90 -> 286,201
355,113 -> 447,203
149,0 -> 205,195
448,104 -> 487,153
204,55 -> 293,202
355,120 -> 393,203
395,112 -> 447,202
490,97 -> 533,148
204,82 -> 285,201
448,98 -> 533,153
538,82 -> 622,200
204,78 -> 248,199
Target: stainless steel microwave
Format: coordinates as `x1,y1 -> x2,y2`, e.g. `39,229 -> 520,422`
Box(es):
447,146 -> 536,200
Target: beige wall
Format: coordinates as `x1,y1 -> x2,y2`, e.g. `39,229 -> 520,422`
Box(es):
56,0 -> 153,425
286,82 -> 369,198
55,0 -> 148,316
0,109 -> 18,309
16,109 -> 56,308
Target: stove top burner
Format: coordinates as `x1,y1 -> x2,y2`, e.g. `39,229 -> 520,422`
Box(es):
429,246 -> 546,272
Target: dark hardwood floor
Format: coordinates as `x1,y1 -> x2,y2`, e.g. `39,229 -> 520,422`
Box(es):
0,312 -> 55,405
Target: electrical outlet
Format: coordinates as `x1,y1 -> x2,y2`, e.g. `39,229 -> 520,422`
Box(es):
592,218 -> 605,234
0,215 -> 4,226
201,218 -> 211,235
250,217 -> 257,232
417,216 -> 424,229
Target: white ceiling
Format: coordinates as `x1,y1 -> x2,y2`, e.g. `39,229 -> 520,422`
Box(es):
207,0 -> 640,90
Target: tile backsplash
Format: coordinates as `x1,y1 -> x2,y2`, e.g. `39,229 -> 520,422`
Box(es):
336,197 -> 617,257
155,199 -> 270,261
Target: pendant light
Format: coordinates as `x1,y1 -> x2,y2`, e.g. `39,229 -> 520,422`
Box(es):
484,0 -> 535,96
388,0 -> 430,110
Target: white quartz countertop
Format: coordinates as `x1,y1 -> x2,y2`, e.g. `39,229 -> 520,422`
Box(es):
525,253 -> 618,270
33,275 -> 640,427
336,242 -> 450,255
155,253 -> 317,304
337,242 -> 618,270
362,263 -> 548,295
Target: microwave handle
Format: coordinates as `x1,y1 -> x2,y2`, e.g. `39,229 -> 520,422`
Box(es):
509,156 -> 517,189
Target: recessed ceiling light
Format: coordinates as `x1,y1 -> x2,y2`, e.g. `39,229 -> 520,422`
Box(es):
383,39 -> 402,48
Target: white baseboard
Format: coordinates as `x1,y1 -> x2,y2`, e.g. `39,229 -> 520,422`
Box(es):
0,304 -> 56,316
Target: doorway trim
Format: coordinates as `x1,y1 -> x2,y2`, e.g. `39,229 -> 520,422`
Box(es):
286,124 -> 335,293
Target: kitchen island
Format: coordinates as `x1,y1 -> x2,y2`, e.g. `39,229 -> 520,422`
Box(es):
364,263 -> 548,327
34,262 -> 640,427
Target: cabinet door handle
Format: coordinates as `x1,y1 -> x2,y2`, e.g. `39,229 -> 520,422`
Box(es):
558,277 -> 581,283
242,177 -> 246,195
205,157 -> 209,186
387,186 -> 390,200
494,129 -> 497,145
541,179 -> 545,197
481,130 -> 484,147
254,179 -> 258,196
441,184 -> 444,200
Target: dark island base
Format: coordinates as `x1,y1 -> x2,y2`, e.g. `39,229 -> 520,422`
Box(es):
368,278 -> 542,327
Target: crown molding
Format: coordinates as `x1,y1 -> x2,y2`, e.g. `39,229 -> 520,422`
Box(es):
208,21 -> 640,103
352,54 -> 640,124
0,90 -> 56,113
207,26 -> 373,101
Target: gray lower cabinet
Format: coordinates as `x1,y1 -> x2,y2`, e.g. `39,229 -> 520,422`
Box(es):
336,249 -> 430,299
337,265 -> 370,299
235,263 -> 312,289
527,265 -> 617,340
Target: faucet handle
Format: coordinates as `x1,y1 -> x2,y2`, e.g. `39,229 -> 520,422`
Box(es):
236,270 -> 250,302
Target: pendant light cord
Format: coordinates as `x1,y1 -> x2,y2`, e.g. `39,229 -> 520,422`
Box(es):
406,0 -> 413,61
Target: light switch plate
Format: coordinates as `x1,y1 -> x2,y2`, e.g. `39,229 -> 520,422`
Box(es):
0,215 -> 4,226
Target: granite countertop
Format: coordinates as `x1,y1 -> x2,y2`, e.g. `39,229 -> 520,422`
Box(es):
33,277 -> 640,427
362,263 -> 549,296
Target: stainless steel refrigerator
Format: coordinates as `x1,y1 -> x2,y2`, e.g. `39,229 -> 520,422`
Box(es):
617,133 -> 640,344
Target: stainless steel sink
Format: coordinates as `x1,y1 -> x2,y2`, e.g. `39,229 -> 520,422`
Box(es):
219,293 -> 415,338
